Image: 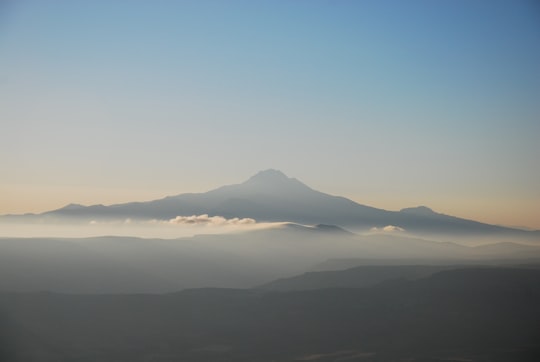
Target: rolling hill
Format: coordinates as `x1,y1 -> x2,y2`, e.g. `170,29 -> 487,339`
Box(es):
1,267 -> 539,362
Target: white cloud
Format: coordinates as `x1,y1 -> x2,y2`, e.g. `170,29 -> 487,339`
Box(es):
88,215 -> 257,228
88,218 -> 134,225
370,225 -> 405,233
167,214 -> 256,226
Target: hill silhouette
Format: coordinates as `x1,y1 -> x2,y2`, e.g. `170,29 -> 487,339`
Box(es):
1,267 -> 539,361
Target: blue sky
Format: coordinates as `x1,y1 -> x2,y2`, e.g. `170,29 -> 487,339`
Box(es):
1,0 -> 539,228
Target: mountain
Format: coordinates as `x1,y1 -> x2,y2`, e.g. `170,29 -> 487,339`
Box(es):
2,169 -> 538,238
40,169 -> 391,225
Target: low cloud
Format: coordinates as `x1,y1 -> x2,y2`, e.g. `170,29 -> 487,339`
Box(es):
370,225 -> 405,233
167,214 -> 256,226
89,218 -> 133,225
89,215 -> 257,227
29,216 -> 273,239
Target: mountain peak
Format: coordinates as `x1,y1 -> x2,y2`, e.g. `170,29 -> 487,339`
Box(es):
237,169 -> 312,194
60,203 -> 85,210
246,169 -> 289,183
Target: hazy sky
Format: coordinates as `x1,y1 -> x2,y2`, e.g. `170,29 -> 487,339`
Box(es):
1,0 -> 539,229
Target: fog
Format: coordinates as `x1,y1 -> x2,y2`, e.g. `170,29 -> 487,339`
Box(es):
1,220 -> 540,294
2,218 -> 540,361
0,218 -> 281,239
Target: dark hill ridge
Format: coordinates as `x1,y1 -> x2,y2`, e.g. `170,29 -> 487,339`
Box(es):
1,169 -> 537,238
257,265 -> 461,291
1,267 -> 540,362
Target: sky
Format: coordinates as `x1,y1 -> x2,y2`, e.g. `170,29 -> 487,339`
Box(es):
1,0 -> 539,229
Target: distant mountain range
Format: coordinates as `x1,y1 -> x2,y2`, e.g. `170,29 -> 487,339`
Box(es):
3,169 -> 538,238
